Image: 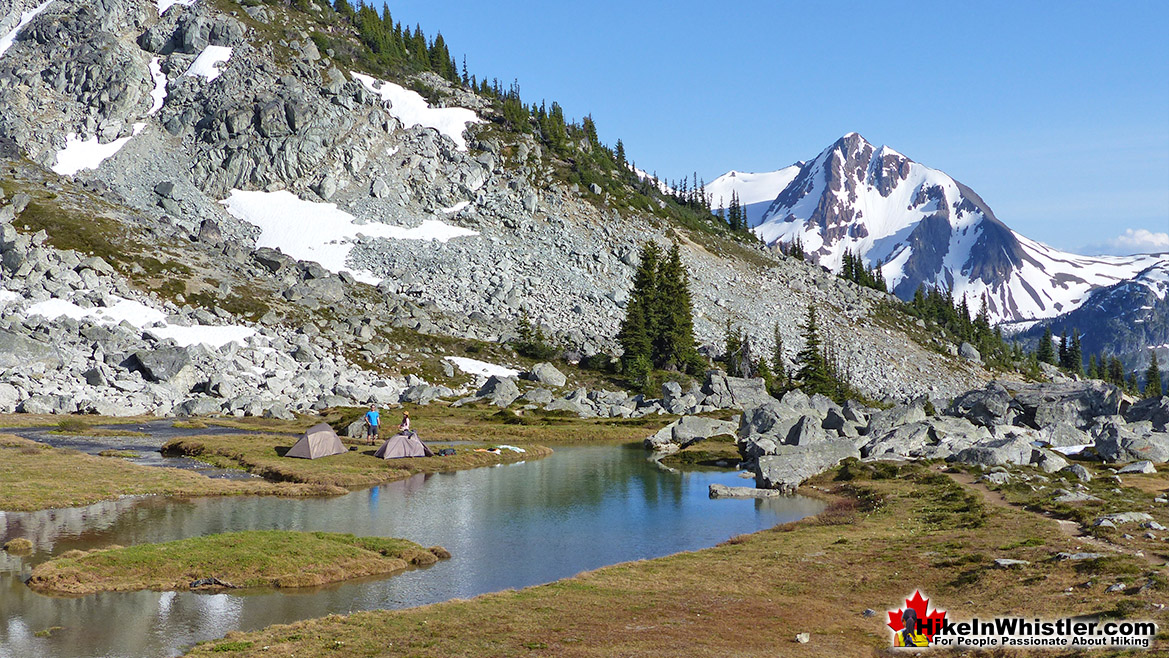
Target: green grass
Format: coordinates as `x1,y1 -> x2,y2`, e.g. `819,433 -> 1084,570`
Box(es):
26,531 -> 449,595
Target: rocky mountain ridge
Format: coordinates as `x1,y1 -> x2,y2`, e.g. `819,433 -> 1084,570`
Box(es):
0,0 -> 1001,416
721,133 -> 1166,328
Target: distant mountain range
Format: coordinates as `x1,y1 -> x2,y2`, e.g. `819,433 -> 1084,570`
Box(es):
714,133 -> 1167,328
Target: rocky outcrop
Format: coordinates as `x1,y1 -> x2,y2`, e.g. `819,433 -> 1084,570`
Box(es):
644,416 -> 737,453
754,442 -> 859,492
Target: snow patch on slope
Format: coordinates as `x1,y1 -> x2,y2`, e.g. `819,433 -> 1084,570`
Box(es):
52,123 -> 146,176
25,297 -> 255,348
445,356 -> 519,379
156,0 -> 195,14
0,0 -> 52,58
706,166 -> 801,225
147,57 -> 167,115
184,45 -> 231,81
350,72 -> 481,151
221,190 -> 479,284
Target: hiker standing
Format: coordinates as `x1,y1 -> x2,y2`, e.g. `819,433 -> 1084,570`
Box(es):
399,410 -> 410,434
364,404 -> 380,445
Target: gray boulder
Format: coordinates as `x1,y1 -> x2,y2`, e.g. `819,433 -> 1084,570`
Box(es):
959,342 -> 981,362
0,330 -> 62,369
1013,381 -> 1124,429
1038,421 -> 1093,448
645,415 -> 737,451
1125,396 -> 1169,431
1061,463 -> 1092,482
129,347 -> 192,384
19,395 -> 74,415
867,401 -> 927,437
709,484 -> 782,499
1094,512 -> 1153,526
176,397 -> 223,417
0,383 -> 20,413
1094,424 -> 1169,463
862,416 -> 991,460
1118,461 -> 1157,474
1029,448 -> 1069,474
947,382 -> 1016,428
525,362 -> 566,388
476,376 -> 520,407
786,415 -> 827,446
949,433 -> 1035,467
522,388 -> 554,404
700,371 -> 772,410
754,441 -> 860,492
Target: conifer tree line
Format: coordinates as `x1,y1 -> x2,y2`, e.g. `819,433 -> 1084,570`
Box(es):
617,243 -> 703,386
839,249 -> 887,293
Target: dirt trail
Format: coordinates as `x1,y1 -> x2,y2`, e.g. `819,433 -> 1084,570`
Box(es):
943,467 -> 1163,566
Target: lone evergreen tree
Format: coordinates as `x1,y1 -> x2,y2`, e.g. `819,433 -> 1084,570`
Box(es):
1036,327 -> 1055,364
795,307 -> 834,397
1068,329 -> 1083,376
653,244 -> 700,372
1146,352 -> 1163,398
617,243 -> 660,376
771,321 -> 787,391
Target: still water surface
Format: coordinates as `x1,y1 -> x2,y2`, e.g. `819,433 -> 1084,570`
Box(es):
0,444 -> 823,658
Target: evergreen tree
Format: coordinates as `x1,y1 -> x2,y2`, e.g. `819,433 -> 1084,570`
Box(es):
1107,357 -> 1125,385
1088,354 -> 1099,380
1146,352 -> 1163,398
795,307 -> 834,397
1057,330 -> 1070,368
653,244 -> 700,372
771,321 -> 787,390
1068,329 -> 1083,376
618,243 -> 660,374
1037,327 -> 1056,365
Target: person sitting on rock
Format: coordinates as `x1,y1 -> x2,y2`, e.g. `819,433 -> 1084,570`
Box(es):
364,404 -> 380,445
399,410 -> 410,434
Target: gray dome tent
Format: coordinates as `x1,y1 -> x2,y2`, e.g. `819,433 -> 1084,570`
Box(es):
286,423 -> 347,459
374,431 -> 433,459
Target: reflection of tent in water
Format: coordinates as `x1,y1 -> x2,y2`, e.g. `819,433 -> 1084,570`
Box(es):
374,431 -> 433,459
286,423 -> 347,459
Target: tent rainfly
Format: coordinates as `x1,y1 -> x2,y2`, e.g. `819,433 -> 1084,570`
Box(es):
374,431 -> 433,459
286,423 -> 347,459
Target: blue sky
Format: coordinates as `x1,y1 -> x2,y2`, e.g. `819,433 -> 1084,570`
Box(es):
385,0 -> 1168,255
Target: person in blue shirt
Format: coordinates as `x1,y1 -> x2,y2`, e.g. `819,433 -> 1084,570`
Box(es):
364,404 -> 380,445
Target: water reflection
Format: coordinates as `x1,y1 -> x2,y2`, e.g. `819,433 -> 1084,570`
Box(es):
1,445 -> 823,658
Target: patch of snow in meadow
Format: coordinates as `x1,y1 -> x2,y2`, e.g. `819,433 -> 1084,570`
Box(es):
350,72 -> 481,151
147,57 -> 167,114
26,297 -> 255,348
51,123 -> 145,176
184,45 -> 231,81
221,190 -> 479,284
0,0 -> 53,58
445,356 -> 519,379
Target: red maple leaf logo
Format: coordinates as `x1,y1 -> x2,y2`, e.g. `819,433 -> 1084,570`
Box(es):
887,590 -> 947,641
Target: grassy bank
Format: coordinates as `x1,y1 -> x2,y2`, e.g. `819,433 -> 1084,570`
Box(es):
162,433 -> 552,488
659,434 -> 740,468
26,531 -> 448,595
0,435 -> 341,512
185,460 -> 1167,657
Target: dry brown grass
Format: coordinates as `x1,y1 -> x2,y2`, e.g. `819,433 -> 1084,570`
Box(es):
184,462 -> 1168,657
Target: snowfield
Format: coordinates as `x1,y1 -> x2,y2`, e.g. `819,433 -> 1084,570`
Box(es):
221,190 -> 479,284
350,72 -> 481,151
25,297 -> 256,348
184,45 -> 232,81
0,0 -> 53,59
51,123 -> 146,176
445,356 -> 519,379
706,166 -> 802,225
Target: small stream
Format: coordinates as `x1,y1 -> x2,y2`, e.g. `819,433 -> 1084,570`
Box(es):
0,430 -> 823,658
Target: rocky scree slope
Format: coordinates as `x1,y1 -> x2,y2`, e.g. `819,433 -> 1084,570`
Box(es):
0,0 -> 994,405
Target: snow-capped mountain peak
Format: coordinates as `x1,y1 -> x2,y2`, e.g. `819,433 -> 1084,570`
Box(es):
740,133 -> 1168,325
705,164 -> 802,225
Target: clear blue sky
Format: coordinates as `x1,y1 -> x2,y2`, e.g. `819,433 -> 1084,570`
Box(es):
383,0 -> 1169,255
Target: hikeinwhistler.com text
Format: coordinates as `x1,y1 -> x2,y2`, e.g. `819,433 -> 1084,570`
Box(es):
925,617 -> 1158,649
